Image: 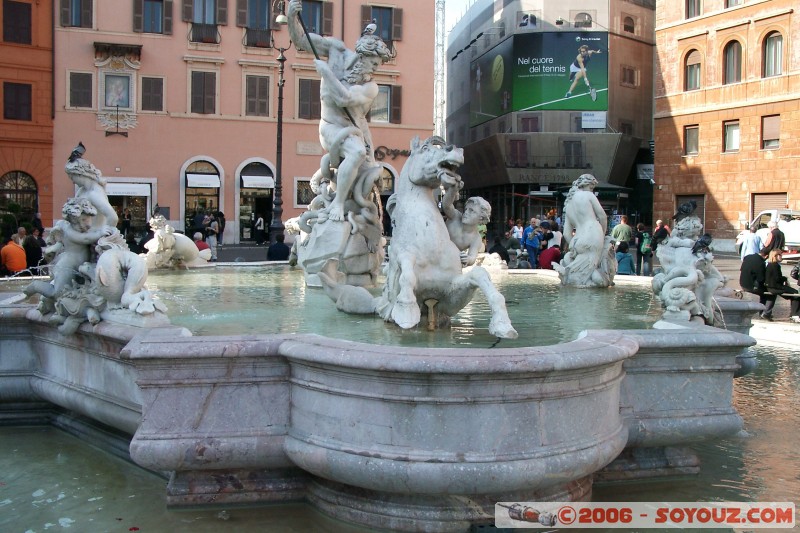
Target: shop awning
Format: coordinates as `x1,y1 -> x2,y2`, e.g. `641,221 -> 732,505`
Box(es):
241,175 -> 275,188
106,183 -> 151,196
187,173 -> 221,188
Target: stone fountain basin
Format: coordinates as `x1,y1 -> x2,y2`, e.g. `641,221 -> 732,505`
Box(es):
0,292 -> 760,531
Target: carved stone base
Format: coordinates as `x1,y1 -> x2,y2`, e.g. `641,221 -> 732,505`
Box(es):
306,476 -> 593,533
594,446 -> 700,483
166,468 -> 308,507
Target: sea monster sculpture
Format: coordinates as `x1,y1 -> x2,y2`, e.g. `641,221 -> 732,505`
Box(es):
317,136 -> 518,339
553,174 -> 617,287
142,214 -> 209,269
24,144 -> 166,333
652,214 -> 726,324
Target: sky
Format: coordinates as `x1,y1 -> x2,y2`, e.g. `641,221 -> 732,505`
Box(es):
445,0 -> 477,33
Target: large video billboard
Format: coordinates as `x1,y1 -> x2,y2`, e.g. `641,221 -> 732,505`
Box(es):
469,32 -> 609,126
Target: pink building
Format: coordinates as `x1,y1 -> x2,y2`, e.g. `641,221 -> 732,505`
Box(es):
53,0 -> 434,243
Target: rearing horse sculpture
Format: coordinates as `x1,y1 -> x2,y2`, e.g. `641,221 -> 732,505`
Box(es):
318,136 -> 518,339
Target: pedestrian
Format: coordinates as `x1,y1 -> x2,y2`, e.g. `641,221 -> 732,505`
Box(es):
538,244 -> 561,270
205,213 -> 219,261
120,208 -> 132,237
254,213 -> 266,245
760,220 -> 785,256
740,252 -> 774,320
739,225 -> 763,260
1,234 -> 27,276
487,235 -> 510,264
634,223 -> 652,276
615,242 -> 635,275
764,249 -> 798,321
215,211 -> 226,246
611,215 -> 633,245
267,233 -> 291,261
22,233 -> 43,274
521,218 -> 540,268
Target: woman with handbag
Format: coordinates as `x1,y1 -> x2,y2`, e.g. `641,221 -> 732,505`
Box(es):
765,250 -> 799,322
740,252 -> 775,320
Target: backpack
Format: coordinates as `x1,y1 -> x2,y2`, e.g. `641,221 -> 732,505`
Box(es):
640,232 -> 652,255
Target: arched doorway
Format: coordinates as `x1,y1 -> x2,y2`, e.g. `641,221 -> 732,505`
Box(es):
239,162 -> 274,242
184,160 -> 221,237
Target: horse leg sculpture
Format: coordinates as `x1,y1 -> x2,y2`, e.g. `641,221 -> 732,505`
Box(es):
391,253 -> 421,329
449,267 -> 518,339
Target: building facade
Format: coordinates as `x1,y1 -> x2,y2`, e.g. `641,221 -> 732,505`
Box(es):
0,0 -> 54,234
446,0 -> 656,230
52,0 -> 433,243
654,0 -> 799,249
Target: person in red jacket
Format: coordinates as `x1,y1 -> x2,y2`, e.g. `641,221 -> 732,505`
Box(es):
538,244 -> 561,270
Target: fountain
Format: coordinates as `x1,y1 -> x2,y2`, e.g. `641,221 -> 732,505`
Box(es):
0,9 -> 763,532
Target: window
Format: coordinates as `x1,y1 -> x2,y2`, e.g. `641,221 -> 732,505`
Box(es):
723,41 -> 742,84
623,16 -> 635,34
0,171 -> 38,219
298,78 -> 321,119
686,0 -> 701,19
621,66 -> 637,87
520,116 -> 539,133
723,120 -> 739,152
134,0 -> 173,34
508,140 -> 527,167
240,0 -> 271,45
141,77 -> 164,111
761,115 -> 780,149
573,12 -> 592,28
3,82 -> 31,120
185,160 -> 220,222
362,4 -> 402,43
725,0 -> 742,7
246,75 -> 269,117
184,0 -> 226,42
369,84 -> 401,124
61,0 -> 93,28
684,49 -> 701,91
69,72 -> 93,108
763,32 -> 783,78
563,140 -> 583,167
684,125 -> 699,155
4,0 -> 32,44
303,1 -> 332,36
191,71 -> 216,114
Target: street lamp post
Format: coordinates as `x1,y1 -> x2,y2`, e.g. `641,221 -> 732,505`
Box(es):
269,1 -> 289,244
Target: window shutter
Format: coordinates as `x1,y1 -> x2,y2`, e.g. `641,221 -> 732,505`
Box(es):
390,85 -> 401,124
164,0 -> 173,34
191,72 -> 203,113
217,0 -> 228,25
133,0 -> 143,32
182,0 -> 192,22
205,73 -> 216,113
311,79 -> 321,118
762,115 -> 780,141
236,0 -> 247,27
392,8 -> 402,41
299,79 -> 311,118
361,4 -> 371,28
60,0 -> 70,26
258,77 -> 269,115
246,76 -> 257,115
81,0 -> 92,28
321,2 -> 333,36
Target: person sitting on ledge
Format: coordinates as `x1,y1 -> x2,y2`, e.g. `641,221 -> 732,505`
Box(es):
615,241 -> 635,275
267,233 -> 291,261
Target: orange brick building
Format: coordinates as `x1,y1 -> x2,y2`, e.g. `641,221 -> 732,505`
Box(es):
654,0 -> 799,250
0,0 -> 54,229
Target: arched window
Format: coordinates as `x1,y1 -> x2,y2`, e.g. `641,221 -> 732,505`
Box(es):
763,32 -> 783,77
623,16 -> 635,34
0,171 -> 38,219
684,49 -> 701,91
723,41 -> 742,84
574,13 -> 592,28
